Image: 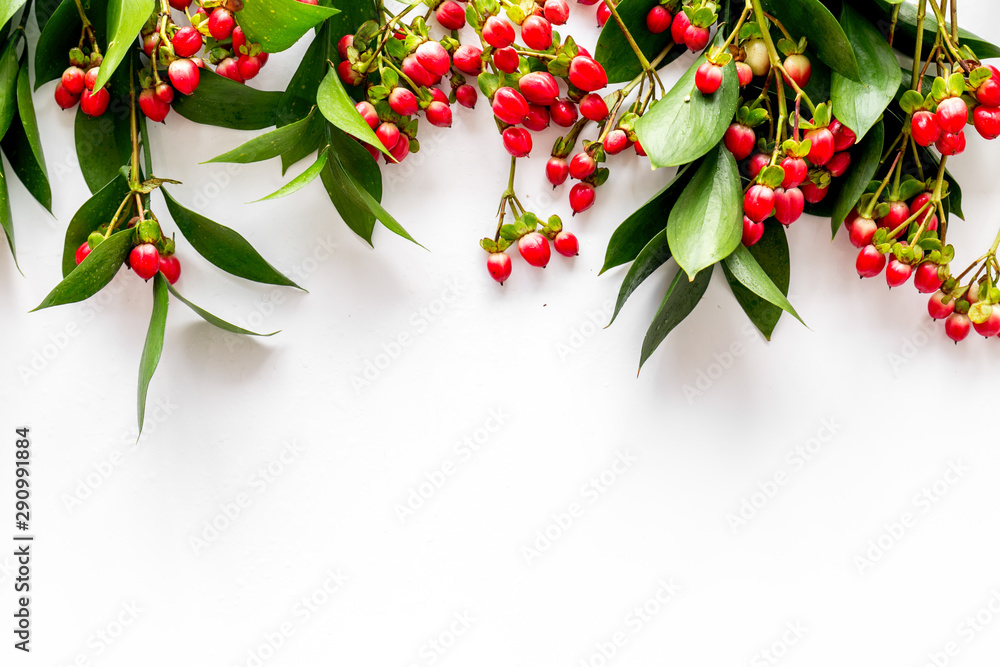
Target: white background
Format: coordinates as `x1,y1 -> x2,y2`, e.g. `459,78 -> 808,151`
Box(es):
3,1 -> 1000,665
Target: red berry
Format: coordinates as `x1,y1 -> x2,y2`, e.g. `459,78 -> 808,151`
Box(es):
826,152 -> 851,177
388,134 -> 411,163
804,127 -> 834,165
976,78 -> 1000,106
568,56 -> 607,92
779,156 -> 807,188
232,27 -> 246,54
208,8 -> 235,40
169,0 -> 191,8
337,34 -> 354,61
569,152 -> 597,180
801,182 -> 829,203
522,104 -> 550,131
518,232 -> 551,267
544,0 -> 570,25
603,129 -> 629,155
646,5 -> 672,34
154,82 -> 174,104
546,157 -> 570,186
935,130 -> 966,156
416,41 -> 452,78
80,87 -> 109,117
973,105 -> 1000,139
935,97 -> 968,134
596,3 -> 611,27
54,82 -> 79,109
493,46 -> 520,74
910,110 -> 941,147
492,87 -> 529,125
483,16 -> 516,48
684,25 -> 710,52
335,60 -> 358,85
172,26 -> 202,58
84,67 -> 99,91
237,54 -> 262,80
74,241 -> 91,265
355,101 -> 379,129
502,127 -> 533,157
569,182 -> 596,214
782,54 -> 811,88
831,120 -> 857,151
856,245 -> 886,278
944,312 -> 971,342
142,33 -> 159,58
744,184 -> 774,222
401,55 -> 435,88
426,100 -> 453,128
634,141 -> 647,157
456,84 -> 478,109
973,308 -> 1000,337
376,122 -> 400,151
139,88 -> 170,122
554,231 -> 579,257
914,263 -> 943,294
773,187 -> 804,225
927,291 -> 955,320
847,215 -> 877,248
878,200 -> 909,231
61,66 -> 85,95
550,99 -> 579,126
453,45 -> 483,75
885,259 -> 912,287
130,244 -> 160,281
670,10 -> 690,44
695,62 -> 723,94
521,15 -> 553,50
388,87 -> 419,116
435,0 -> 466,30
159,255 -> 181,285
748,152 -> 770,180
735,62 -> 753,87
578,93 -> 608,121
518,71 -> 560,106
742,215 -> 764,247
168,58 -> 200,95
723,123 -> 755,160
487,252 -> 512,284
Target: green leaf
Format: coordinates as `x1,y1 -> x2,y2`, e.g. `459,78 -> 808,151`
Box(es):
319,124 -> 379,242
601,162 -> 695,274
3,64 -> 52,213
608,229 -> 671,327
722,222 -> 790,340
280,110 -> 325,174
666,143 -> 741,280
137,272 -> 168,435
35,0 -> 60,29
34,228 -> 132,310
236,0 -> 339,53
94,0 -> 154,91
166,282 -> 277,336
317,65 -> 387,153
205,109 -> 317,164
723,243 -> 804,325
254,148 -> 327,201
74,65 -> 131,193
35,0 -> 107,90
320,152 -> 373,243
61,172 -> 130,277
854,0 -> 1000,60
0,39 -> 20,140
0,0 -> 26,40
830,5 -> 900,142
15,61 -> 47,183
172,70 -> 283,130
162,188 -> 302,288
595,0 -> 680,83
831,120 -> 883,237
634,59 -> 739,169
761,0 -> 861,81
639,264 -> 713,370
0,157 -> 17,269
277,28 -> 327,127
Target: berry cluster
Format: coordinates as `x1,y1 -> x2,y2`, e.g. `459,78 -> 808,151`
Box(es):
75,216 -> 182,285
55,49 -> 110,116
907,65 -> 1000,153
481,211 -> 578,284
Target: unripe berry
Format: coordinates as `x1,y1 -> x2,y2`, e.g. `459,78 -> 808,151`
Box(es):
74,241 -> 92,265
168,58 -> 201,95
550,99 -> 579,126
569,152 -> 596,180
487,252 -> 512,284
492,86 -> 529,125
973,105 -> 1000,139
456,84 -> 478,109
695,62 -> 723,94
684,24 -> 710,52
502,127 -> 533,157
388,87 -> 419,116
435,0 -> 466,30
804,127 -> 834,165
519,71 -> 560,106
546,157 -> 569,187
744,184 -> 774,222
568,56 -> 607,92
493,46 -> 520,73
856,245 -> 886,278
646,5 -> 672,34
159,255 -> 181,284
723,123 -> 754,160
773,187 -> 804,225
935,96 -> 968,134
944,312 -> 971,342
61,66 -> 85,95
355,100 -> 379,129
130,244 -> 160,281
139,88 -> 170,122
885,259 -> 912,287
603,129 -> 629,154
554,231 -> 579,256
669,9 -> 689,44
578,93 -> 608,121
416,41 -> 452,78
569,182 -> 596,214
453,45 -> 483,75
425,100 -> 453,127
483,16 -> 516,48
522,104 -> 550,132
521,15 -> 553,50
54,82 -> 79,109
544,0 -> 570,25
208,8 -> 235,40
743,39 -> 770,76
80,87 -> 110,116
782,53 -> 811,88
742,215 -> 764,247
927,291 -> 955,319
935,130 -> 966,156
518,232 -> 551,267
172,26 -> 203,58
914,263 -> 944,294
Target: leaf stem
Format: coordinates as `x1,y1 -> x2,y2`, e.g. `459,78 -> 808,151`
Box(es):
913,0 -> 927,90
602,0 -> 651,73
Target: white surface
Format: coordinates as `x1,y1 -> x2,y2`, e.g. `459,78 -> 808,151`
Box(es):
4,2 -> 1000,665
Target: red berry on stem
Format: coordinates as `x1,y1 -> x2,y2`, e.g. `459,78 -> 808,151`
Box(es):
878,200 -> 909,230
910,110 -> 941,146
130,244 -> 160,281
416,41 -> 452,78
801,182 -> 829,203
944,312 -> 971,342
237,54 -> 262,80
935,130 -> 966,156
935,97 -> 968,134
208,8 -> 235,40
376,122 -> 400,151
355,101 -> 379,129
453,45 -> 483,75
927,291 -> 955,320
518,71 -> 559,106
568,56 -> 607,92
546,157 -> 570,187
61,66 -> 85,95
646,5 -> 672,34
831,121 -> 856,151
914,263 -> 943,294
804,127 -> 834,165
885,259 -> 912,287
544,0 -> 570,25
493,46 -> 519,74
569,182 -> 596,214
456,84 -> 478,109
139,88 -> 170,122
521,15 -> 553,50
518,232 -> 551,268
335,60 -> 357,85
569,152 -> 597,180
551,99 -> 579,126
388,87 -> 419,116
724,123 -> 755,160
742,215 -> 764,247
976,78 -> 1000,106
426,100 -> 453,127
487,252 -> 512,284
168,58 -> 200,95
171,26 -> 202,58
502,127 -> 533,157
388,134 -> 411,163
522,104 -> 550,132
744,184 -> 775,222
401,55 -> 435,88
747,152 -> 769,179
80,87 -> 110,116
848,215 -> 877,248
669,9 -> 689,43
782,54 -> 811,88
973,308 -> 1000,337
578,93 -> 608,122
492,87 -> 529,125
684,24 -> 710,51
695,62 -> 723,94
74,241 -> 91,265
735,62 -> 753,87
435,1 -> 466,30
773,187 -> 804,225
973,105 -> 1000,139
856,245 -> 886,278
826,152 -> 851,178
54,82 -> 79,109
84,67 -> 99,91
779,156 -> 807,188
603,129 -> 629,155
159,255 -> 181,285
483,16 -> 516,48
554,231 -> 579,256
337,35 -> 354,61
154,82 -> 174,104
596,3 -> 611,27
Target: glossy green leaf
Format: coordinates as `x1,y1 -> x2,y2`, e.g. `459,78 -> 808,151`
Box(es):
206,109 -> 316,164
74,68 -> 131,193
254,148 -> 327,202
94,0 -> 154,91
0,40 -> 20,140
832,120 -> 883,237
172,70 -> 282,130
830,5 -> 900,142
162,188 -> 301,289
35,0 -> 60,29
61,172 -> 130,277
601,162 -> 695,274
34,228 -> 132,310
35,0 -> 107,90
317,66 -> 387,153
608,229 -> 671,327
761,0 -> 861,80
634,59 -> 739,169
595,0 -> 680,83
3,63 -> 52,212
666,143 -> 741,280
15,62 -> 47,181
723,243 -> 804,326
137,272 -> 168,435
0,157 -> 17,269
0,0 -> 26,39
327,0 -> 377,52
278,28 -> 327,126
854,0 -> 1000,60
236,0 -> 338,52
326,152 -> 422,247
722,222 -> 790,340
639,264 -> 713,370
166,282 -> 277,336
320,154 -> 373,243
281,111 -> 325,174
